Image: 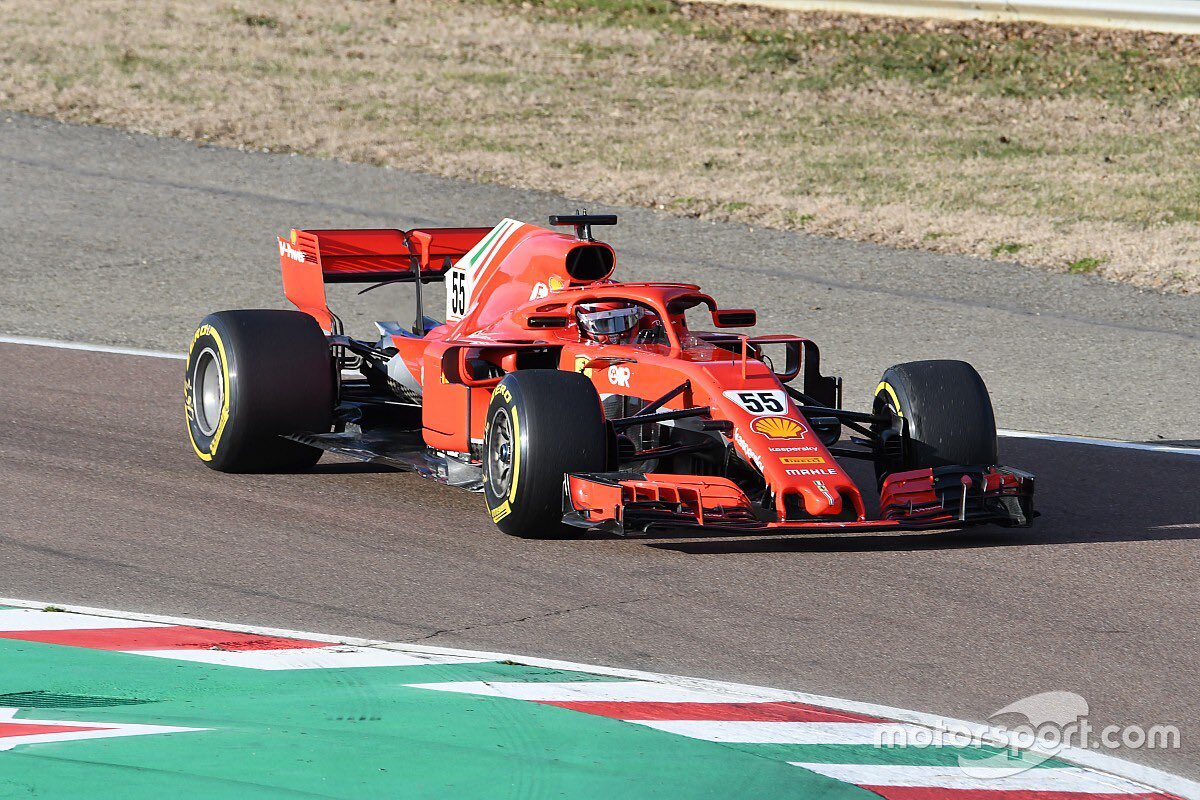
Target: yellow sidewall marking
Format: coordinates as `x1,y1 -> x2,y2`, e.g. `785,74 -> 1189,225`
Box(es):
875,380 -> 904,418
186,324 -> 232,462
490,500 -> 511,523
508,405 -> 521,504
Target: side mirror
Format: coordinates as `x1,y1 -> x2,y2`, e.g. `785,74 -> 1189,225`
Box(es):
712,309 -> 756,328
525,314 -> 570,329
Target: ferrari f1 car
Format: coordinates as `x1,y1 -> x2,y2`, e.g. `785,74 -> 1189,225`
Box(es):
185,214 -> 1034,537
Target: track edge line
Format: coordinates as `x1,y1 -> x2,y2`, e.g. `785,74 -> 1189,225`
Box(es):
0,334 -> 185,360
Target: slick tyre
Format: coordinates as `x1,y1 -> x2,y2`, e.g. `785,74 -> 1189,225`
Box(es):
186,309 -> 333,472
873,359 -> 997,485
483,370 -> 607,538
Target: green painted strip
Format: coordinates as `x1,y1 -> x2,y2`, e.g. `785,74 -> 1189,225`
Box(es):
726,741 -> 1072,768
0,639 -> 875,799
466,220 -> 509,268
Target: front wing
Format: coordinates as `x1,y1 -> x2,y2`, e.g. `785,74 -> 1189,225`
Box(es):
563,466 -> 1034,536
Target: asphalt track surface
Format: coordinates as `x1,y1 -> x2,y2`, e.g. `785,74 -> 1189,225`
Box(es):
2,114 -> 1199,780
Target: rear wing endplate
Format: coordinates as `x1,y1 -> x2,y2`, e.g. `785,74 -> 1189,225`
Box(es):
280,227 -> 491,332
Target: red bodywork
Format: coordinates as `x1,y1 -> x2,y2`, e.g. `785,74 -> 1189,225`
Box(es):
279,219 -> 1032,534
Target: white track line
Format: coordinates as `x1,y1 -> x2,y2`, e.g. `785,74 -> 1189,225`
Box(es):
635,719 -> 928,745
791,763 -> 1154,794
2,334 -> 1196,457
998,428 -> 1200,457
0,608 -> 167,630
1,597 -> 1196,799
0,334 -> 184,360
129,647 -> 487,670
408,679 -> 794,703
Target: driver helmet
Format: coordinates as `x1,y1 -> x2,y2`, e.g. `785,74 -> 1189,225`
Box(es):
575,301 -> 645,344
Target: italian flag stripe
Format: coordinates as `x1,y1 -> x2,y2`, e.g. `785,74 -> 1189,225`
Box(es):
465,221 -> 508,268
473,219 -> 516,274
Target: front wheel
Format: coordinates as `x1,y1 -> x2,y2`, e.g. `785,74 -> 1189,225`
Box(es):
483,370 -> 608,537
186,309 -> 333,472
873,359 -> 997,485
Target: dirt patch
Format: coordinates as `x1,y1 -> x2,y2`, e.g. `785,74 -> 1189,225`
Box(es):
2,0 -> 1197,292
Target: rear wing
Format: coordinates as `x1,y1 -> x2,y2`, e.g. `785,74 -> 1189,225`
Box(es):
280,226 -> 491,332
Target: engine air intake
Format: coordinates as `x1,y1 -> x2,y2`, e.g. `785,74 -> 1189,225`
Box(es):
565,244 -> 615,281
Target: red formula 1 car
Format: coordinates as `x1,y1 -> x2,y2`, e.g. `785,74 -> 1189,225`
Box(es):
185,214 -> 1034,537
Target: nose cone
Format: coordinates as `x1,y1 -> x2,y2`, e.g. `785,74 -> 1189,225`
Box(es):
800,485 -> 840,516
793,481 -> 861,520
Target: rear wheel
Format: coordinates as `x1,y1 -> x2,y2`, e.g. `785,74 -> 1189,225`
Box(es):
186,309 -> 333,472
483,370 -> 607,537
873,359 -> 997,485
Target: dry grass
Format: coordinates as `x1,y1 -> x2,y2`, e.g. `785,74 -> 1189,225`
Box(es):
2,0 -> 1198,292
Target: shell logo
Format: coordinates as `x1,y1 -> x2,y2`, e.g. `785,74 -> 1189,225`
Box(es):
548,274 -> 567,291
751,416 -> 808,440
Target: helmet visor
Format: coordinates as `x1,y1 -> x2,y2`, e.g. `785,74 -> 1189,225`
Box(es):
577,306 -> 643,337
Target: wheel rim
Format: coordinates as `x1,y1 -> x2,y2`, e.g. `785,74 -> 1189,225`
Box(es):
486,407 -> 514,497
193,347 -> 224,437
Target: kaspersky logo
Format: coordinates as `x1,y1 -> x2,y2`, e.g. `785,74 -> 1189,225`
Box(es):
732,429 -> 765,471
